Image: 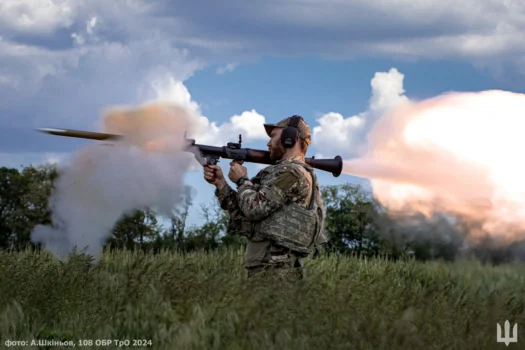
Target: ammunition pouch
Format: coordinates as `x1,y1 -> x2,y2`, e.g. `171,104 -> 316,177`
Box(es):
253,163 -> 322,255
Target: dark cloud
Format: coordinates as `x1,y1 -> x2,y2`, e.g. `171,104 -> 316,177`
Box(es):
2,28 -> 77,51
147,0 -> 521,63
157,0 -> 484,42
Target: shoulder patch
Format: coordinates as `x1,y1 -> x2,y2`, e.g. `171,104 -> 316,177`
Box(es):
273,170 -> 300,192
286,163 -> 310,180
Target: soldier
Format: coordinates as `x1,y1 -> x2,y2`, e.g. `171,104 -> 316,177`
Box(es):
203,115 -> 327,280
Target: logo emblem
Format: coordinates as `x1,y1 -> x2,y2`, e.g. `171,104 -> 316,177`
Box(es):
497,320 -> 518,346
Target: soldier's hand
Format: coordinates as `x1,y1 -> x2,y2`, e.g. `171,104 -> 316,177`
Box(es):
204,165 -> 226,189
228,161 -> 247,184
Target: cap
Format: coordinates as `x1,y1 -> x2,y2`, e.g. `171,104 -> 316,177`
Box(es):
263,116 -> 311,146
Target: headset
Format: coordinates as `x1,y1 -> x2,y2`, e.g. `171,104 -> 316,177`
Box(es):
281,115 -> 302,148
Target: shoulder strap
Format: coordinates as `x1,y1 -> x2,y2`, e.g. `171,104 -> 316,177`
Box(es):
289,160 -> 318,210
290,161 -> 324,250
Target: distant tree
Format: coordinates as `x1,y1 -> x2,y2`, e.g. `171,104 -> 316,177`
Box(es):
364,203 -> 472,261
0,167 -> 27,248
110,209 -> 162,250
368,210 -> 412,260
0,164 -> 58,250
321,183 -> 382,256
168,185 -> 194,249
184,200 -> 230,252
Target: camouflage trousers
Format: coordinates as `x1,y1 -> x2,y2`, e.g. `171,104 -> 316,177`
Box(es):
245,252 -> 305,282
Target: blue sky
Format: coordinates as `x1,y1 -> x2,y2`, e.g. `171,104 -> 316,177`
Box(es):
1,0 -> 524,230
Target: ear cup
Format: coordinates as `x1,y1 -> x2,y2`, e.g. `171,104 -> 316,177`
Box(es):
281,126 -> 299,148
280,115 -> 302,148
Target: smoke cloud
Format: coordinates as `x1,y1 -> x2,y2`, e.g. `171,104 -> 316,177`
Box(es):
31,103 -> 198,259
343,88 -> 525,259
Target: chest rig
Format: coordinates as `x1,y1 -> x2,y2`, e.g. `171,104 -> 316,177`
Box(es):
252,161 -> 323,255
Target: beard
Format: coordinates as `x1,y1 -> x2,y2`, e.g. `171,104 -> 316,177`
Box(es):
269,144 -> 285,161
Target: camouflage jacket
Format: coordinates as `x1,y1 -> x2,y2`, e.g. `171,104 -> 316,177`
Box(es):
215,155 -> 327,266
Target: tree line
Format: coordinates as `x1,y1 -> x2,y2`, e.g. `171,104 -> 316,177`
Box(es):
1,163 -> 523,263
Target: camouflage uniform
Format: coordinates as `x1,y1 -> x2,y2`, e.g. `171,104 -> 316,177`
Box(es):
215,117 -> 327,280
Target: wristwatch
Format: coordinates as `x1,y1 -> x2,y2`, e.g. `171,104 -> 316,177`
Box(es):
236,176 -> 249,187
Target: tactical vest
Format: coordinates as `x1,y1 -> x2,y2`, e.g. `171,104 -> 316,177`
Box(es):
253,161 -> 324,255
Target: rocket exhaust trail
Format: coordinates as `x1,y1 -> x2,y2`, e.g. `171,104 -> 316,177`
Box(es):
31,103 -> 198,260
341,89 -> 525,251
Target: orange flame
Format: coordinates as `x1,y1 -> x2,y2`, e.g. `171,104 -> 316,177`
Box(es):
100,103 -> 195,154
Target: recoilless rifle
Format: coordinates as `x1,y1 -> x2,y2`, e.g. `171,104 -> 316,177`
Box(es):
37,128 -> 343,177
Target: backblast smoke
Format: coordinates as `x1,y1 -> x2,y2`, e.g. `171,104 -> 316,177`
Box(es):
31,103 -> 198,260
343,90 -> 525,261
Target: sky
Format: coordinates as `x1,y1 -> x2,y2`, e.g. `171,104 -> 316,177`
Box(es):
1,0 -> 525,229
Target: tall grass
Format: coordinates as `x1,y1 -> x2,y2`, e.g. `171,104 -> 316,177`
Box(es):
1,248 -> 524,349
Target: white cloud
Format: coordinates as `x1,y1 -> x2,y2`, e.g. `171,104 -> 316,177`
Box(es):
150,77 -> 269,146
195,109 -> 269,146
369,69 -> 409,114
0,0 -> 76,34
224,110 -> 268,140
0,0 -> 211,176
312,68 -> 409,159
216,63 -> 238,74
151,77 -> 202,117
0,1 -> 198,101
0,36 -> 72,94
70,16 -> 99,45
86,16 -> 97,35
0,35 -> 204,130
70,33 -> 84,45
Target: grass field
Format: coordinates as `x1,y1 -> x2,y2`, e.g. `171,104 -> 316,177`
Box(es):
1,248 -> 525,350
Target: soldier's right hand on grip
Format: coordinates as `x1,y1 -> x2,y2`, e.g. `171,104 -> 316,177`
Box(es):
204,165 -> 225,186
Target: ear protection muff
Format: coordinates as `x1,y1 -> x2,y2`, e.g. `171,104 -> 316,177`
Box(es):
281,115 -> 302,148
